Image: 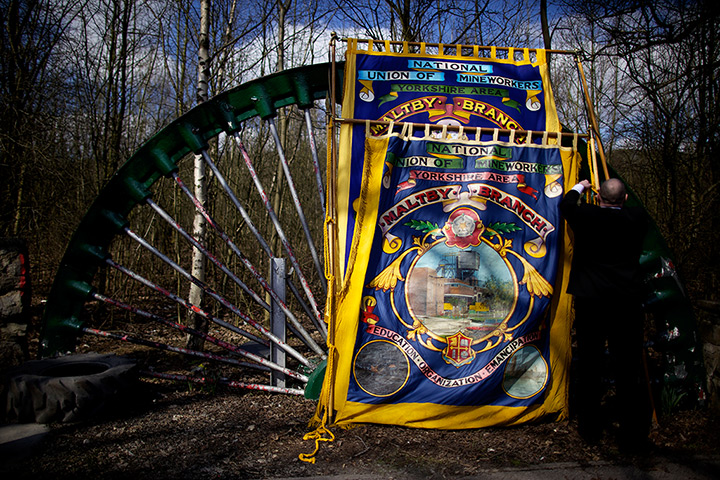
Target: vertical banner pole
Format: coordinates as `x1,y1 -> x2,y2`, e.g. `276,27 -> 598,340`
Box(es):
324,32 -> 340,425
575,52 -> 610,181
588,130 -> 600,191
327,33 -> 340,293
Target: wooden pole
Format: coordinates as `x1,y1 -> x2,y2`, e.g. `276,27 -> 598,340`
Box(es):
325,33 -> 340,424
344,37 -> 577,56
335,117 -> 588,140
327,33 -> 339,293
588,130 -> 600,191
575,52 -> 610,181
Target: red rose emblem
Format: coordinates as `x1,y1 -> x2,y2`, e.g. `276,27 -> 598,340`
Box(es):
443,207 -> 484,249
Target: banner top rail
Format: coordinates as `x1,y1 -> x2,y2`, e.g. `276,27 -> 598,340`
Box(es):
335,117 -> 589,140
339,37 -> 576,56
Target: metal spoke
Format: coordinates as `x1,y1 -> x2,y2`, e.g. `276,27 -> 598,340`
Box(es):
143,371 -> 305,396
146,198 -> 270,310
91,291 -> 309,381
146,198 -> 271,312
105,258 -> 267,346
169,172 -> 328,344
123,226 -> 312,367
303,108 -> 326,217
199,148 -> 275,259
231,135 -> 326,333
83,325 -> 269,374
265,119 -> 326,296
197,147 -> 323,323
145,197 -> 325,356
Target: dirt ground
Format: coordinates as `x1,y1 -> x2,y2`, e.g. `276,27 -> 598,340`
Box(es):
2,358 -> 719,479
2,308 -> 719,479
0,382 -> 718,480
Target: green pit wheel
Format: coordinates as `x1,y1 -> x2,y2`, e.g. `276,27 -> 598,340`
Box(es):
41,62 -> 343,398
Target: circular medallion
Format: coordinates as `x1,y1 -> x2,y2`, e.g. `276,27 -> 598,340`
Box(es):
353,340 -> 409,397
406,241 -> 516,341
502,345 -> 548,399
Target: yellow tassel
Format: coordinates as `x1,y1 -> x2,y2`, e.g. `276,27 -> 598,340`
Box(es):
298,424 -> 335,464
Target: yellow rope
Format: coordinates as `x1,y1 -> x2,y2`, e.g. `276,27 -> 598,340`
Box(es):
301,101 -> 339,466
298,422 -> 336,464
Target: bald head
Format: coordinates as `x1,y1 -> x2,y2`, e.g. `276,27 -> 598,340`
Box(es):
599,178 -> 627,206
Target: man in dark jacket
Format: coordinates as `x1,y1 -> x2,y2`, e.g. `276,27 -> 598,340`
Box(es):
560,178 -> 651,452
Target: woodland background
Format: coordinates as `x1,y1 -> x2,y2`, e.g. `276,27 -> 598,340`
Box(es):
1,0 -> 719,348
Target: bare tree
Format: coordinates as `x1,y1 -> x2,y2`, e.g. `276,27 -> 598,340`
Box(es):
556,0 -> 720,300
331,0 -> 546,47
0,0 -> 83,237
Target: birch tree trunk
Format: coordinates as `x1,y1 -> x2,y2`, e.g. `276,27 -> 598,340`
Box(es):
186,0 -> 210,350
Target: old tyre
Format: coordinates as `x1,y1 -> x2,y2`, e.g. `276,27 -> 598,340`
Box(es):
3,353 -> 139,423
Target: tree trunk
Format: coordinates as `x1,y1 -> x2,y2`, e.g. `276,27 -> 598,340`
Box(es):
186,0 -> 210,351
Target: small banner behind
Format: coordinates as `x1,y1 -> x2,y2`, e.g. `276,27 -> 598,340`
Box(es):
337,40 -> 561,274
316,41 -> 581,430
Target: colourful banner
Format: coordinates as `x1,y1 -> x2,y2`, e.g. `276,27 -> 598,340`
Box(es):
316,41 -> 580,430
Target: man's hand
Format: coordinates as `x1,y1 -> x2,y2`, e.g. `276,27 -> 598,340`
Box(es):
579,179 -> 592,190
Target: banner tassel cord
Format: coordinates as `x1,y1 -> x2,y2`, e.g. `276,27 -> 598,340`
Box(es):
299,422 -> 335,464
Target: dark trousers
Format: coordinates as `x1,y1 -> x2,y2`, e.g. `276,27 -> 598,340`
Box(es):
573,296 -> 651,443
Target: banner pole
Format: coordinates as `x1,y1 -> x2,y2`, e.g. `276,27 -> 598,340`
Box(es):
328,33 -> 339,292
575,51 -> 610,181
335,118 -> 588,140
588,129 -> 600,191
343,38 -> 576,56
325,32 -> 340,426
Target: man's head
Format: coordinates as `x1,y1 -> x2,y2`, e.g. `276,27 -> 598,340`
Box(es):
599,178 -> 627,206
